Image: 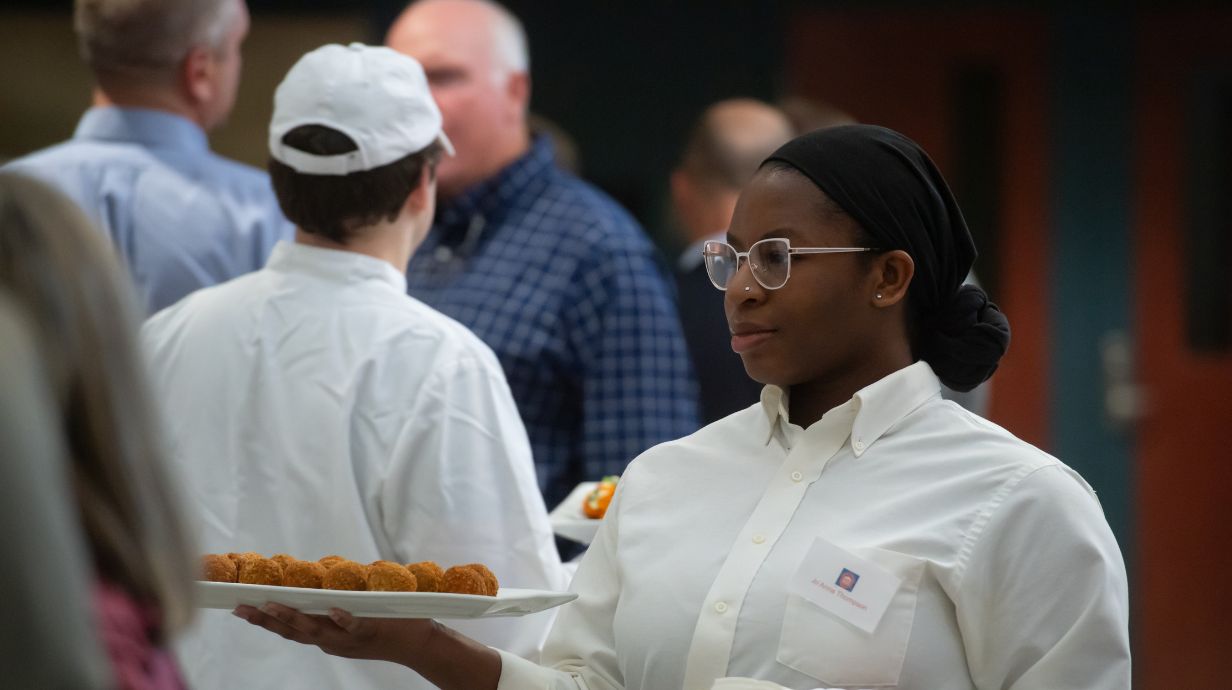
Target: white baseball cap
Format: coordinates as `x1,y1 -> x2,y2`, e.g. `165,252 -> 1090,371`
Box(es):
269,43 -> 454,176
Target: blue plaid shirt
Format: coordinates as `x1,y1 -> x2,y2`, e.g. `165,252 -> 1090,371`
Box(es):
407,137 -> 699,509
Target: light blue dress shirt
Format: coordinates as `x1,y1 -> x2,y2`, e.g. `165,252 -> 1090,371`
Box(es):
5,107 -> 293,313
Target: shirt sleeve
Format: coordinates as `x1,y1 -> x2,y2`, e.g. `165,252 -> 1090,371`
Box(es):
378,350 -> 567,658
498,468 -> 634,690
954,465 -> 1132,689
565,235 -> 700,481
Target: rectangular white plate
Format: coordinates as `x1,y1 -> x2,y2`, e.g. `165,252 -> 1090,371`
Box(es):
195,582 -> 576,619
548,481 -> 602,544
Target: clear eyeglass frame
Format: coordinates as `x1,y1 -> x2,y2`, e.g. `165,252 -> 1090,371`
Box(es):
702,238 -> 879,291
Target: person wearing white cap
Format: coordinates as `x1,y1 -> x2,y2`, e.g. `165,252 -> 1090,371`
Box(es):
141,43 -> 566,690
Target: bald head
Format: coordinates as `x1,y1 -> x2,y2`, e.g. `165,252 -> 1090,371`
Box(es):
672,99 -> 794,244
679,99 -> 795,192
386,0 -> 532,199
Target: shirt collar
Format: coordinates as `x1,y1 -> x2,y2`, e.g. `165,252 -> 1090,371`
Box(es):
265,241 -> 407,293
759,361 -> 943,455
434,134 -> 556,231
74,106 -> 209,154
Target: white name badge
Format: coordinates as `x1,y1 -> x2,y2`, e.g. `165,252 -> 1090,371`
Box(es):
787,536 -> 902,634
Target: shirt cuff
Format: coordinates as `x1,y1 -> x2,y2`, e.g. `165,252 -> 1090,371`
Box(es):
496,648 -> 575,690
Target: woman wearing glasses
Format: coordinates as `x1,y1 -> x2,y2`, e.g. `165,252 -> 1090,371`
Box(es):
236,125 -> 1131,689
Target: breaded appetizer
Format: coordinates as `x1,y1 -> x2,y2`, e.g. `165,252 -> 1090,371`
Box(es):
270,553 -> 297,571
441,565 -> 488,596
237,556 -> 283,586
405,561 -> 444,593
368,561 -> 418,592
283,559 -> 327,589
318,554 -> 346,569
322,560 -> 367,591
200,554 -> 237,583
462,563 -> 499,596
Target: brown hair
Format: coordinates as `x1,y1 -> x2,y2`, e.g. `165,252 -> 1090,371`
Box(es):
269,125 -> 443,244
0,172 -> 195,637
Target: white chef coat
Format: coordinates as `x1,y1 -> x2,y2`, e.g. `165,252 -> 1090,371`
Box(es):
142,241 -> 566,690
498,361 -> 1130,690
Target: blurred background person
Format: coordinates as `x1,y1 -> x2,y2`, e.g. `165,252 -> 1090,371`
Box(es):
2,0 -> 291,314
385,0 -> 699,546
0,292 -> 112,689
141,44 -> 565,690
670,98 -> 794,424
0,172 -> 197,689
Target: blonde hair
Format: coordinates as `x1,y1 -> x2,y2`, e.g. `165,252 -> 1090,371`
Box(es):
0,173 -> 196,636
74,0 -> 241,77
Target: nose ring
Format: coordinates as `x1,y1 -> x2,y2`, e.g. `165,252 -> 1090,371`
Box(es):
744,286 -> 751,292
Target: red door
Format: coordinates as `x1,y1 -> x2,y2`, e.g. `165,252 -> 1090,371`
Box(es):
1133,9 -> 1232,687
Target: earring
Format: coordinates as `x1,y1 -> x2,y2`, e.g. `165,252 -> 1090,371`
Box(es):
875,293 -> 883,299
744,286 -> 751,292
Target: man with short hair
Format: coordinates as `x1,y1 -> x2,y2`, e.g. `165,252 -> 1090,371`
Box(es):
142,43 -> 564,690
670,99 -> 795,424
5,0 -> 291,313
386,0 -> 699,530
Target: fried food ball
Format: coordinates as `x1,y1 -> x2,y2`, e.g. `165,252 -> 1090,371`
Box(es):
270,553 -> 297,571
238,557 -> 283,586
318,554 -> 346,569
462,563 -> 499,596
200,554 -> 237,583
322,560 -> 367,591
441,565 -> 488,596
368,561 -> 418,592
283,560 -> 327,589
405,561 -> 444,593
227,551 -> 263,569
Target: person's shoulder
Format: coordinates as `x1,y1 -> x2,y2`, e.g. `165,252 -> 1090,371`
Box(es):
5,138 -> 149,179
906,398 -> 1080,482
372,294 -> 505,375
201,151 -> 276,192
531,170 -> 646,241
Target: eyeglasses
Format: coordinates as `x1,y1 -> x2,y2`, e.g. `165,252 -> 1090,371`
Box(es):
703,238 -> 879,291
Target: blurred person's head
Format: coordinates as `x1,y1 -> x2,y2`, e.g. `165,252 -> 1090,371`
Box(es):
74,0 -> 250,131
0,172 -> 196,637
386,0 -> 531,200
776,95 -> 857,136
671,99 -> 794,246
267,44 -> 452,268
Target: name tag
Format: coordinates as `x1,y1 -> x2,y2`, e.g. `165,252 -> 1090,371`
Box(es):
787,536 -> 902,634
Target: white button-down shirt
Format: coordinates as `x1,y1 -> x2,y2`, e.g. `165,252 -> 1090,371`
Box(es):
498,362 -> 1130,689
142,242 -> 565,690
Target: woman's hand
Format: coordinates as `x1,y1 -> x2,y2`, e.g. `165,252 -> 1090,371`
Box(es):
233,604 -> 502,689
233,604 -> 434,667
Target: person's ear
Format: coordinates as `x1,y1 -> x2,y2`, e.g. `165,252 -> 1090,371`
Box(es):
669,169 -> 693,211
404,163 -> 437,216
870,250 -> 914,307
506,71 -> 530,117
181,46 -> 216,107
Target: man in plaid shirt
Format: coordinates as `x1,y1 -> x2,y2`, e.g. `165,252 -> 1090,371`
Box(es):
388,0 -> 699,531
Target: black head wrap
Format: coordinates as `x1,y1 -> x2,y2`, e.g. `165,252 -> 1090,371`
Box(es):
763,124 -> 1010,392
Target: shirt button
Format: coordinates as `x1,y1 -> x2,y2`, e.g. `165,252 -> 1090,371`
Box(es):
752,535 -> 766,545
790,471 -> 803,482
433,246 -> 453,262
714,601 -> 728,614
854,439 -> 866,451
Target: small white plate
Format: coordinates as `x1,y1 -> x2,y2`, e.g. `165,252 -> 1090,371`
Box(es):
195,582 -> 576,619
549,481 -> 602,544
